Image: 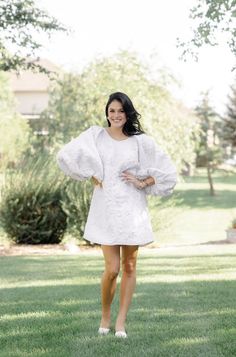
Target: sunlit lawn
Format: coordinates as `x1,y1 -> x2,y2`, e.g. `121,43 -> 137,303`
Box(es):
152,169 -> 236,246
1,245 -> 236,357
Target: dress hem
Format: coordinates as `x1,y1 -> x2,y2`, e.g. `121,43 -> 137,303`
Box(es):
83,236 -> 154,247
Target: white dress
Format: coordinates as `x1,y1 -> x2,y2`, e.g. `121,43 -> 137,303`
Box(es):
57,126 -> 177,247
84,128 -> 153,246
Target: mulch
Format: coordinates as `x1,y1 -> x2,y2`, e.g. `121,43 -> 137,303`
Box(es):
0,239 -> 235,256
0,242 -> 101,256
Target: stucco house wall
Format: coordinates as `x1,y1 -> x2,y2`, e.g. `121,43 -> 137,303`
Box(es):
9,59 -> 60,119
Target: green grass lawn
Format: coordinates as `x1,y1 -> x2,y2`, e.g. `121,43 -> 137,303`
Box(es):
1,245 -> 236,357
151,169 -> 236,246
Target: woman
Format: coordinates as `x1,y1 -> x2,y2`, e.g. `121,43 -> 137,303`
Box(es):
57,92 -> 177,338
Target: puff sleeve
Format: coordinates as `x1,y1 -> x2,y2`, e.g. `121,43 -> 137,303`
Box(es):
56,126 -> 103,182
136,134 -> 177,197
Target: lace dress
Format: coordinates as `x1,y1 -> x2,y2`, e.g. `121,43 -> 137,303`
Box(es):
84,128 -> 154,246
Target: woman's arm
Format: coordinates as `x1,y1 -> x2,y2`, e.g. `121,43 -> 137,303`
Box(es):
57,126 -> 103,182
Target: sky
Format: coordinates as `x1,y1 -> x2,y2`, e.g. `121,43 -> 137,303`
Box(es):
37,0 -> 235,114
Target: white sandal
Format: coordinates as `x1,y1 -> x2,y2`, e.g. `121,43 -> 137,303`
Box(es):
98,327 -> 110,335
115,330 -> 127,338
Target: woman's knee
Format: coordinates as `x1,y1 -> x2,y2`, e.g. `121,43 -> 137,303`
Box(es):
102,245 -> 120,280
105,265 -> 120,280
121,245 -> 138,276
122,260 -> 136,276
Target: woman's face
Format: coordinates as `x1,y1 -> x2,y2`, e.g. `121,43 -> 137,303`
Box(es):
107,100 -> 127,128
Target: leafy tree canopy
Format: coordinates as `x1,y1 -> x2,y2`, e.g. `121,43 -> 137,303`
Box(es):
0,72 -> 31,170
0,0 -> 67,73
178,0 -> 236,60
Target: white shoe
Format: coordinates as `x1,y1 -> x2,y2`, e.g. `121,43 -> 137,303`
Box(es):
98,327 -> 110,335
115,330 -> 127,338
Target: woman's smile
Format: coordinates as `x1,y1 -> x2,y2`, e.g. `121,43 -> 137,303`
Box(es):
107,100 -> 127,127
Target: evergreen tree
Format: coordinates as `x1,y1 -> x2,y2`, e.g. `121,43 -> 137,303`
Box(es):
195,92 -> 223,196
222,84 -> 236,149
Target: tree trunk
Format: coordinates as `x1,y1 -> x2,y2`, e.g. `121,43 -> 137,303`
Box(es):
206,162 -> 215,196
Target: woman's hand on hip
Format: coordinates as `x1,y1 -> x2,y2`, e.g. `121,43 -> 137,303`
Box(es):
120,171 -> 142,189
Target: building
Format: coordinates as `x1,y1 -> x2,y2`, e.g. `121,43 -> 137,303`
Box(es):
9,59 -> 61,120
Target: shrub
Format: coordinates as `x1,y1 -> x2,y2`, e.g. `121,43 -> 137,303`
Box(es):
61,179 -> 93,239
0,156 -> 67,244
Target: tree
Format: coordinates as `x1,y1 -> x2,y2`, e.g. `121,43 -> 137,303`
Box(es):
195,92 -> 223,195
178,0 -> 236,60
39,50 -> 200,174
222,82 -> 236,150
0,72 -> 31,170
0,0 -> 67,73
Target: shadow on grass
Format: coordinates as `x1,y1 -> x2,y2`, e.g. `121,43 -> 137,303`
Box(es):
0,255 -> 104,282
182,171 -> 236,185
174,189 -> 236,209
1,255 -> 236,356
1,280 -> 236,357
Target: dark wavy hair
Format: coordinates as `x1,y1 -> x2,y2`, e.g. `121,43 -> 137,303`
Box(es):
105,92 -> 145,136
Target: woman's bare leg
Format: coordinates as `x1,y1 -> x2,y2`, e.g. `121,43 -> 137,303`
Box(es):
100,245 -> 120,328
115,245 -> 139,332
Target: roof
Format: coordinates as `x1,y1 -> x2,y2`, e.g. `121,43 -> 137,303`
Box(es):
9,59 -> 61,92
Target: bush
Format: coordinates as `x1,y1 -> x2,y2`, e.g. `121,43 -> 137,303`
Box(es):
0,156 -> 67,244
61,179 -> 93,239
